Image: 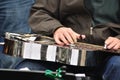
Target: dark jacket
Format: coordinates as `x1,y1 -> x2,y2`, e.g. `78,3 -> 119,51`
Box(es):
29,0 -> 120,45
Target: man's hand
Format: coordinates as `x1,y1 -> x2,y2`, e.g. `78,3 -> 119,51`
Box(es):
105,37 -> 120,50
53,27 -> 85,45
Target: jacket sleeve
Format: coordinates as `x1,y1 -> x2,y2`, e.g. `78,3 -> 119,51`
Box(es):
29,0 -> 63,36
92,23 -> 120,45
111,23 -> 120,39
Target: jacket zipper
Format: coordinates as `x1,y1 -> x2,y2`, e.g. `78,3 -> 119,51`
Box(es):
83,0 -> 93,36
90,27 -> 93,35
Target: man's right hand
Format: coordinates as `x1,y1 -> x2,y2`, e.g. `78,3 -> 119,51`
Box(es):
53,27 -> 85,45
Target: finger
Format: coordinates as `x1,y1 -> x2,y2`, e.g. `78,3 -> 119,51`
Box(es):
107,41 -> 117,49
67,28 -> 78,43
59,34 -> 70,45
112,44 -> 120,50
64,31 -> 74,44
105,38 -> 113,45
54,35 -> 64,45
54,33 -> 65,45
70,33 -> 77,43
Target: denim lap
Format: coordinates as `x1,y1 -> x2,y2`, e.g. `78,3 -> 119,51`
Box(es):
0,0 -> 35,36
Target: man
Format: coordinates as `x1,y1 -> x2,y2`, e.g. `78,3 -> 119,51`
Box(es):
29,0 -> 120,80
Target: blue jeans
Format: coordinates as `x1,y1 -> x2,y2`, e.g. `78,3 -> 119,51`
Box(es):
0,0 -> 35,52
0,0 -> 35,36
0,0 -> 35,69
102,56 -> 120,80
0,52 -> 23,68
0,0 -> 47,71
